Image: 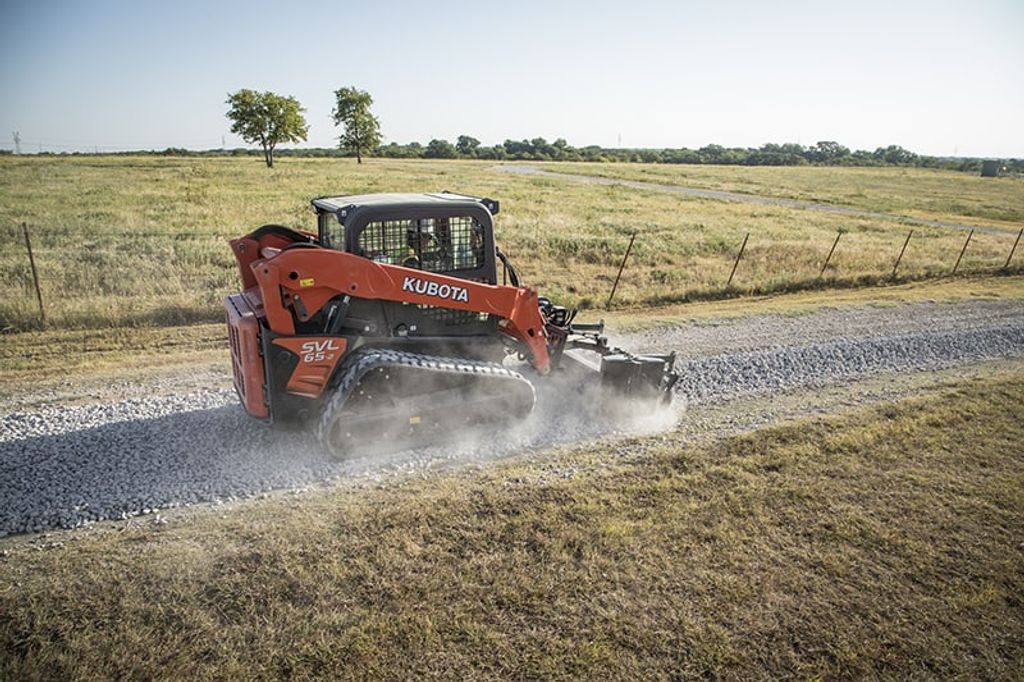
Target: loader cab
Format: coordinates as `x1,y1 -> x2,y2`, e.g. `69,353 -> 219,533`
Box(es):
311,192 -> 500,285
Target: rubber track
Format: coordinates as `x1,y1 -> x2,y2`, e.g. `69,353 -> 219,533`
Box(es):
315,348 -> 535,454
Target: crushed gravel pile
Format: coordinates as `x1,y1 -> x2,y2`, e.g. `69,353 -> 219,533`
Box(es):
2,301 -> 1022,535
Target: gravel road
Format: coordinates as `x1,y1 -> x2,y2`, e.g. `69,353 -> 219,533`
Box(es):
2,299 -> 1022,535
496,165 -> 1014,236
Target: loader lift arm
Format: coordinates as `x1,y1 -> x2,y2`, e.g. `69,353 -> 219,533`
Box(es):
232,238 -> 554,373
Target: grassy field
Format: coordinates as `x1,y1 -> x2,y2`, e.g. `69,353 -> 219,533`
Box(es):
537,161 -> 1024,228
2,373 -> 1022,679
2,156 -> 1022,332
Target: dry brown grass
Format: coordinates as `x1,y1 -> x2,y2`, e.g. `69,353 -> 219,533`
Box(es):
2,374 -> 1022,679
0,323 -> 227,402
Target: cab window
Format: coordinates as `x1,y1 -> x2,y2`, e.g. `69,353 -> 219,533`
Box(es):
358,216 -> 485,273
319,211 -> 344,249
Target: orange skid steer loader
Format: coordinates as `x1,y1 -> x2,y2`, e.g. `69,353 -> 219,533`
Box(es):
226,192 -> 677,456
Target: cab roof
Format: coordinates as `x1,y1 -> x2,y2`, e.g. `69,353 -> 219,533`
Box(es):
311,192 -> 499,223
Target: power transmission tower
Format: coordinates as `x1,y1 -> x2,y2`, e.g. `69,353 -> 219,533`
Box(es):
12,131 -> 21,154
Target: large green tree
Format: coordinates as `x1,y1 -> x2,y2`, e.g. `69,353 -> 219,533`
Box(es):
225,89 -> 308,168
810,140 -> 850,164
456,135 -> 481,158
874,144 -> 918,165
425,138 -> 457,159
332,87 -> 381,163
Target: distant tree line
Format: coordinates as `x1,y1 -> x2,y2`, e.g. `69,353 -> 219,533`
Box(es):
212,83 -> 1022,172
82,139 -> 1021,174
372,137 -> 1022,172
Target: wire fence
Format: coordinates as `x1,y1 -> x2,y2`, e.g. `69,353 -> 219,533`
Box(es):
603,226 -> 1022,304
3,221 -> 1022,332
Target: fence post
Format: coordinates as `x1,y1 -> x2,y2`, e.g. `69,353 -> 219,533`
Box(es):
1004,228 -> 1023,270
22,222 -> 45,324
892,229 -> 913,278
818,230 -> 843,279
726,232 -> 749,287
606,232 -> 636,306
952,229 -> 974,274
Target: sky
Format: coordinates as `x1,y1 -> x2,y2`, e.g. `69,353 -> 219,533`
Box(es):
1,0 -> 1022,157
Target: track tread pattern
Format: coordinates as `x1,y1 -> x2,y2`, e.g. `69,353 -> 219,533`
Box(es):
316,348 -> 534,456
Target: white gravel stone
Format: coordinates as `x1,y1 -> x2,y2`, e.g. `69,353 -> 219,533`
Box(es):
1,300 -> 1021,535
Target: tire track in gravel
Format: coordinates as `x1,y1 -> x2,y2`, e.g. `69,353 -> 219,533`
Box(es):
2,300 -> 1022,535
495,165 -> 1015,236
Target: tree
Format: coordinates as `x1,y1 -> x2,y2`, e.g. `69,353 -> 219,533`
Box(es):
424,138 -> 457,159
225,89 -> 308,168
477,144 -> 507,160
332,87 -> 381,163
873,144 -> 918,166
456,135 -> 481,158
809,140 -> 850,164
698,144 -> 725,164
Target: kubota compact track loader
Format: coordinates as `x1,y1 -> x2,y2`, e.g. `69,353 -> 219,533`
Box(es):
226,192 -> 678,456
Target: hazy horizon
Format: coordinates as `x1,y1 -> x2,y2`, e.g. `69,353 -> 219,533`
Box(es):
2,0 -> 1021,157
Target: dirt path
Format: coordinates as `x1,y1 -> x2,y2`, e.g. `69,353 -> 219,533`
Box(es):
2,298 -> 1022,535
495,165 -> 1013,236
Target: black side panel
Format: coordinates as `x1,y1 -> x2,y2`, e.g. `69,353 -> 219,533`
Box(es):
301,296 -> 501,339
260,328 -> 325,425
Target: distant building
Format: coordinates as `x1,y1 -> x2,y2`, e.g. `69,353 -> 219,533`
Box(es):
980,160 -> 1000,177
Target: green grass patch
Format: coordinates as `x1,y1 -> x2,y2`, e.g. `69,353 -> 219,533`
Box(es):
3,374 -> 1023,678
